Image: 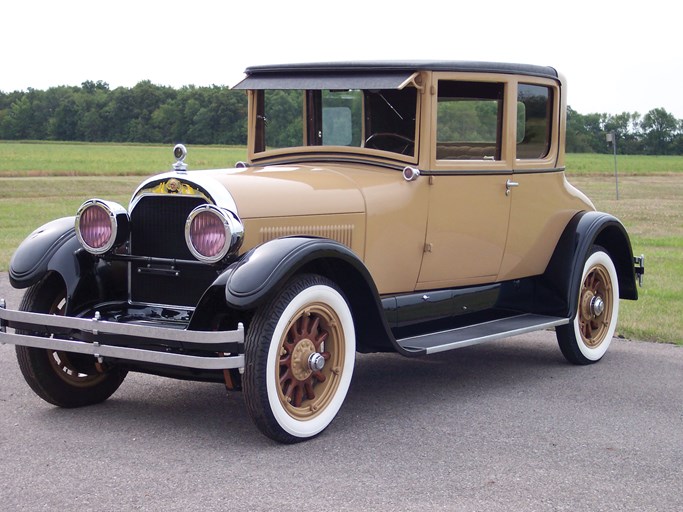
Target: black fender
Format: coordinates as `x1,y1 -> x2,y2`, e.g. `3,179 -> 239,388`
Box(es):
223,237 -> 375,309
538,210 -> 638,319
191,237 -> 398,354
9,217 -> 126,313
10,217 -> 81,290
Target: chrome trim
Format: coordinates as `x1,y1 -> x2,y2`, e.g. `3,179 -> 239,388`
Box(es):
0,307 -> 244,371
308,352 -> 325,372
127,302 -> 194,315
590,296 -> 605,317
505,179 -> 520,196
185,204 -> 244,262
0,299 -> 6,333
75,199 -> 129,255
130,171 -> 240,215
172,144 -> 188,172
402,166 -> 420,182
400,314 -> 570,355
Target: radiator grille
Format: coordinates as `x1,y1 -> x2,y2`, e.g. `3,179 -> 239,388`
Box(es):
129,195 -> 213,306
130,195 -> 207,259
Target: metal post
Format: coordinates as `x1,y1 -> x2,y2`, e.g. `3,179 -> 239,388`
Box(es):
606,132 -> 619,200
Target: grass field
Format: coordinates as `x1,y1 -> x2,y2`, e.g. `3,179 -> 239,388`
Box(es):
565,153 -> 683,176
1,141 -> 681,344
0,141 -> 247,176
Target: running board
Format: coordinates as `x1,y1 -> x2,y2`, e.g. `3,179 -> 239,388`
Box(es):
396,313 -> 569,355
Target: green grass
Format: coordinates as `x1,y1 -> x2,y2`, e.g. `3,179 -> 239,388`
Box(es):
566,153 -> 683,175
0,177 -> 141,268
0,140 -> 247,176
1,142 -> 681,344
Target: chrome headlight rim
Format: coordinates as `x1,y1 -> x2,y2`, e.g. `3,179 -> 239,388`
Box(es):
185,204 -> 244,263
75,199 -> 129,255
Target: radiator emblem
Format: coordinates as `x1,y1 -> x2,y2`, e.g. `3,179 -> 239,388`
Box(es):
166,179 -> 181,193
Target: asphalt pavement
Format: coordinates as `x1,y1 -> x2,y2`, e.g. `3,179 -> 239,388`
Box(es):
1,273 -> 681,511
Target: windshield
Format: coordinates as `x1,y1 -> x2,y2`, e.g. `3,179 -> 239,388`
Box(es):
253,87 -> 418,158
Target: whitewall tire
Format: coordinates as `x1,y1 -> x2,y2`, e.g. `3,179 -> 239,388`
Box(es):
243,274 -> 355,443
556,247 -> 620,365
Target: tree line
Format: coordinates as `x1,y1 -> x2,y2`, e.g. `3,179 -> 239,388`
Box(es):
1,80 -> 682,154
0,81 -> 247,145
567,106 -> 683,155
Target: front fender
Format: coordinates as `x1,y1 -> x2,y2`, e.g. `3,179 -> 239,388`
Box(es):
9,217 -> 81,290
190,237 -> 399,354
223,237 -> 374,309
539,210 -> 638,319
8,216 -> 126,314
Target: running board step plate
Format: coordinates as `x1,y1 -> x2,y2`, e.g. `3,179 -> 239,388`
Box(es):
396,313 -> 569,355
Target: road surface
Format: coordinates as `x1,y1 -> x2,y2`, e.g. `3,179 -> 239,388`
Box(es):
1,273 -> 681,511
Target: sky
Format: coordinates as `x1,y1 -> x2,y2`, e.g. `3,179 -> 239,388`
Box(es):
2,0 -> 680,118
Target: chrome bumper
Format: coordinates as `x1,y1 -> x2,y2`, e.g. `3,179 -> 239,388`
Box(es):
0,300 -> 244,371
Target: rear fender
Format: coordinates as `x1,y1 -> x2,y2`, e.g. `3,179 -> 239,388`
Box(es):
539,211 -> 638,319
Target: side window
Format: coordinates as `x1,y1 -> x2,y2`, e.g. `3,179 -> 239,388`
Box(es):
255,90 -> 304,153
517,84 -> 552,159
321,89 -> 362,146
436,81 -> 503,160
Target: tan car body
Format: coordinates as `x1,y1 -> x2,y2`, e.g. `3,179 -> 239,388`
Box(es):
218,69 -> 594,294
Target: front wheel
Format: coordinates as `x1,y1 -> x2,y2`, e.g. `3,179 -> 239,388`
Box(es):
243,274 -> 356,443
15,274 -> 127,407
556,247 -> 620,365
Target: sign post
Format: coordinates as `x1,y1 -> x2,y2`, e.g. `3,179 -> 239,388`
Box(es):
606,132 -> 619,200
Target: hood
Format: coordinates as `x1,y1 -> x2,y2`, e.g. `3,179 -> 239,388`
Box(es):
191,164 -> 366,219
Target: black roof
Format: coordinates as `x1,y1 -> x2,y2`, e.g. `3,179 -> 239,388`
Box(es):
232,61 -> 559,90
244,61 -> 557,77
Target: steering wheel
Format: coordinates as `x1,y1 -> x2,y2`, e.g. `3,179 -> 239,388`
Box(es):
364,133 -> 414,155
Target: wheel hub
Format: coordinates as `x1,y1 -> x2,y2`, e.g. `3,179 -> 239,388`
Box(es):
590,295 -> 605,317
308,352 -> 326,372
291,338 -> 317,381
581,290 -> 605,320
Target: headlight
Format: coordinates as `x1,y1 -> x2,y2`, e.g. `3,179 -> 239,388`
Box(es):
185,205 -> 243,262
75,199 -> 129,254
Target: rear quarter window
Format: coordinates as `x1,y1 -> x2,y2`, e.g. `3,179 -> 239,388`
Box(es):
516,84 -> 552,159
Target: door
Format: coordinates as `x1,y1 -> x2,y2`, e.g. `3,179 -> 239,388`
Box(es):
417,77 -> 512,289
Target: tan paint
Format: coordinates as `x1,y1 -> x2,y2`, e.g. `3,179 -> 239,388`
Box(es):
200,166 -> 365,219
185,157 -> 430,293
416,174 -> 511,288
498,172 -> 594,280
334,164 -> 430,294
228,66 -> 593,295
241,213 -> 366,258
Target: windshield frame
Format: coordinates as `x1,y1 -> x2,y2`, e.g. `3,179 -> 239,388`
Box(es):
246,84 -> 422,166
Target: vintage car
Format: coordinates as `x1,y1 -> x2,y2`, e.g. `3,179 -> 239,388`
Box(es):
0,61 -> 644,443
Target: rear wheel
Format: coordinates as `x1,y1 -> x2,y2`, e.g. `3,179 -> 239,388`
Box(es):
243,274 -> 355,443
556,247 -> 619,365
15,274 -> 127,407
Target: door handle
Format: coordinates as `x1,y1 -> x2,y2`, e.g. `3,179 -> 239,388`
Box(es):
505,179 -> 519,196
